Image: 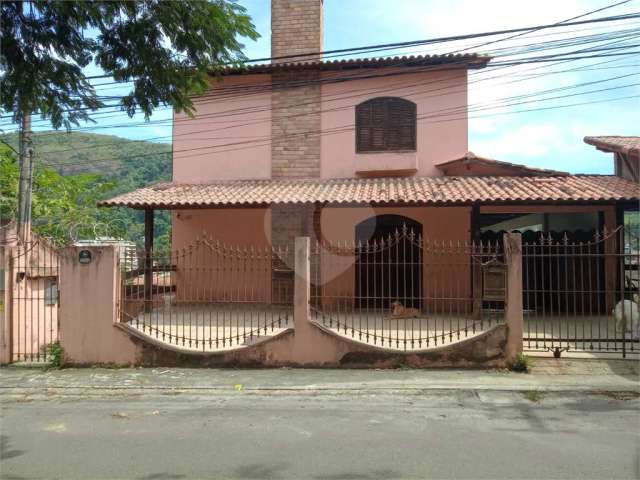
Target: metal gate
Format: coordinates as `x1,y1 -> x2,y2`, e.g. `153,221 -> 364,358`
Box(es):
4,239 -> 60,363
522,226 -> 639,357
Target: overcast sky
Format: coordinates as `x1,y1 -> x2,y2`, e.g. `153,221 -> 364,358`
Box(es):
10,0 -> 640,174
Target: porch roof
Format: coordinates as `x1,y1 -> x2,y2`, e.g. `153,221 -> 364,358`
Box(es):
98,175 -> 640,210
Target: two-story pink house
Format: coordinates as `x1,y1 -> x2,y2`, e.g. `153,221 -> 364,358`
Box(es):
100,0 -> 640,358
104,0 -> 639,255
102,0 -> 638,267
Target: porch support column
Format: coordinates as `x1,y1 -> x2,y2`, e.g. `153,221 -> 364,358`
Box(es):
603,206 -> 617,312
504,232 -> 523,363
144,209 -> 154,314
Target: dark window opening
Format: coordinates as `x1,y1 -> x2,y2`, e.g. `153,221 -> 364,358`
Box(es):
355,215 -> 422,309
44,279 -> 58,306
356,97 -> 417,153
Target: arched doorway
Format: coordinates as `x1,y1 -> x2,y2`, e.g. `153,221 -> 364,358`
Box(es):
355,215 -> 423,310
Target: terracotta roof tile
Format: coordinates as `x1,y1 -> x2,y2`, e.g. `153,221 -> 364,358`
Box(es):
584,136 -> 640,155
99,175 -> 640,209
218,54 -> 491,75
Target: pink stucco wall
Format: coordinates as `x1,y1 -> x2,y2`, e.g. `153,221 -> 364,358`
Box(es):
172,208 -> 273,304
172,208 -> 271,249
320,68 -> 468,178
172,74 -> 272,183
318,205 -> 471,243
172,68 -> 468,183
171,206 -> 473,312
59,246 -> 137,365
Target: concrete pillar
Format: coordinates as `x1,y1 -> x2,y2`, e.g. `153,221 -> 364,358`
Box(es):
291,235 -> 341,364
59,245 -> 136,365
294,236 -> 310,329
504,232 -> 523,362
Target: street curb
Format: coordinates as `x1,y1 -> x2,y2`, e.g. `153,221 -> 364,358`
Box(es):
1,384 -> 639,395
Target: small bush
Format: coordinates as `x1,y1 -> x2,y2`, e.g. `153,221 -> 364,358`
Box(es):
510,353 -> 532,373
47,341 -> 65,369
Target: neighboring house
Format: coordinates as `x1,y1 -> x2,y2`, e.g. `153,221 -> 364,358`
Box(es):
584,136 -> 640,183
100,0 -> 639,305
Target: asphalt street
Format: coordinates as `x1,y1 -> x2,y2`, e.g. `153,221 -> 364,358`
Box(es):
1,382 -> 639,479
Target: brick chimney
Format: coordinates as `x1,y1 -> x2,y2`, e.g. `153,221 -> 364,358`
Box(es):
271,0 -> 323,63
270,0 -> 323,181
270,0 -> 324,288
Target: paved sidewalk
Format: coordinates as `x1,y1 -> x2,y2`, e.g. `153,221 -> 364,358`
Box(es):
1,358 -> 638,397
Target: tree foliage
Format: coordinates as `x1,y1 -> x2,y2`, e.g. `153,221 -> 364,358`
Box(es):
1,131 -> 173,248
0,0 -> 258,128
0,143 -> 129,244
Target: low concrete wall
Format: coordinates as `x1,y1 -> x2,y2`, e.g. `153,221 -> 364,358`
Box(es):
124,323 -> 508,369
59,242 -> 521,368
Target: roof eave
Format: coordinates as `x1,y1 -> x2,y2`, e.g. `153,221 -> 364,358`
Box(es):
211,55 -> 493,76
98,197 -> 633,210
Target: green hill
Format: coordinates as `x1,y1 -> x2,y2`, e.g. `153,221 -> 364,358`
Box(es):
0,130 -> 171,178
1,131 -> 172,247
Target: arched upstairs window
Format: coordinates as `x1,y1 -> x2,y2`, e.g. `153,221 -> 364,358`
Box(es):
356,97 -> 417,153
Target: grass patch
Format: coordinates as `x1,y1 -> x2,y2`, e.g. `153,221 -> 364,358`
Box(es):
510,353 -> 532,373
522,390 -> 545,403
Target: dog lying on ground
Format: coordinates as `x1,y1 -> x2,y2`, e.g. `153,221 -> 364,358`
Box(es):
390,301 -> 421,319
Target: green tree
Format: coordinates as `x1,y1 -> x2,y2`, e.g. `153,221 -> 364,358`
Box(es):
0,144 -> 127,244
0,144 -> 19,219
1,1 -> 257,238
1,0 -> 258,128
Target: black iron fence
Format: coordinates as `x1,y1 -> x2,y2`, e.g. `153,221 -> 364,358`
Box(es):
120,236 -> 293,351
522,227 -> 639,356
310,227 -> 505,351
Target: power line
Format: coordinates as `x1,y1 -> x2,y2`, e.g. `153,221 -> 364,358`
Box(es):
32,69 -> 640,157
8,48 -> 637,160
2,3 -> 637,169
207,11 -> 640,66
9,35 -> 639,135
32,13 -> 640,82
36,85 -> 640,170
5,19 -> 639,130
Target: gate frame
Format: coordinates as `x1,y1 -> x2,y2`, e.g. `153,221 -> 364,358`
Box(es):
1,247 -> 14,364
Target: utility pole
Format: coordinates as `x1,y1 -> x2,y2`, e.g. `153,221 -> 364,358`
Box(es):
17,112 -> 34,242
